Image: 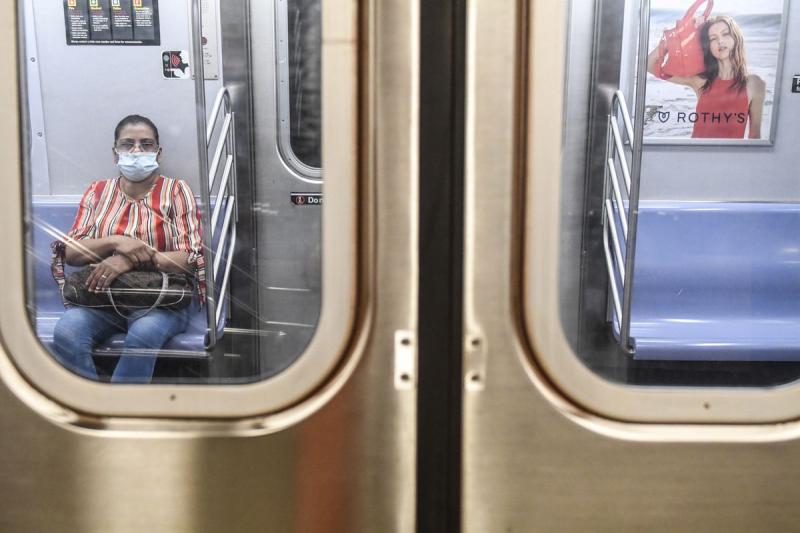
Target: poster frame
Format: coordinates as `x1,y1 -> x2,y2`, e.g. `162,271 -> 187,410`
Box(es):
63,0 -> 161,46
640,0 -> 790,147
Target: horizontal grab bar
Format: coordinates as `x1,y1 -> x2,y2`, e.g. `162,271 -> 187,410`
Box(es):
605,201 -> 626,283
607,160 -> 629,238
211,157 -> 234,235
213,200 -> 236,277
603,223 -> 623,323
612,90 -> 635,146
609,119 -> 631,193
207,114 -> 233,192
216,231 -> 237,326
207,88 -> 231,146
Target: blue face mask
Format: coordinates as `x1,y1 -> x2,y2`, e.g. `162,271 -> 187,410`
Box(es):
117,152 -> 160,182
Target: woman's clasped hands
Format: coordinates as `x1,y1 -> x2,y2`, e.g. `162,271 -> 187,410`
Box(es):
115,236 -> 155,267
85,236 -> 154,292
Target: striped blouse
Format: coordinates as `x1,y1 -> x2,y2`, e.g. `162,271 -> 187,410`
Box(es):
51,175 -> 206,302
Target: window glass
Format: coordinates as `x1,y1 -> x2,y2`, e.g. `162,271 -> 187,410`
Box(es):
21,0 -> 323,385
287,0 -> 322,170
559,0 -> 800,388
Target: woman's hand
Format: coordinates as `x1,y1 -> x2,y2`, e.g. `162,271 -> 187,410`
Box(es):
86,255 -> 134,292
115,236 -> 155,267
648,37 -> 668,77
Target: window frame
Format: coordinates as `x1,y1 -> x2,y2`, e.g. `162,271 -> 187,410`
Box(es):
275,0 -> 323,182
521,0 -> 800,425
0,0 -> 360,419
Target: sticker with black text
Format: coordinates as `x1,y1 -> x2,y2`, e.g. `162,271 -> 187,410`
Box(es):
290,193 -> 323,206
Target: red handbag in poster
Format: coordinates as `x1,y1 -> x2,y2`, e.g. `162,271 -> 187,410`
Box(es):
654,0 -> 714,80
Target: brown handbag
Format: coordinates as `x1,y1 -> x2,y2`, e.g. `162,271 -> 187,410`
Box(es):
62,268 -> 192,315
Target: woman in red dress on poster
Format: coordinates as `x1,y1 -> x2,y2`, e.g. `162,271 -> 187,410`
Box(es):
648,15 -> 766,139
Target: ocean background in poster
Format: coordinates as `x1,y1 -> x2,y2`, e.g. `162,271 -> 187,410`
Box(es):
644,8 -> 782,139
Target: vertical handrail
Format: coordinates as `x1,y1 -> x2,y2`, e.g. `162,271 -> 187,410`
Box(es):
602,87 -> 641,352
602,94 -> 628,334
204,87 -> 238,347
618,0 -> 650,352
189,0 -> 218,349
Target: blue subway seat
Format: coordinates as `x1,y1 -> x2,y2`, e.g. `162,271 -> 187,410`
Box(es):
30,196 -> 229,356
614,201 -> 800,361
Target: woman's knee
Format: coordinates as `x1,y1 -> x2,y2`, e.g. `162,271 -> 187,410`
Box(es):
53,309 -> 95,351
53,308 -> 123,356
125,309 -> 188,348
51,309 -> 105,378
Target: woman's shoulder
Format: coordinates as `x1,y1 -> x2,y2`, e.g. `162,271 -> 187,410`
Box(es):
747,74 -> 766,91
158,176 -> 195,193
160,177 -> 199,205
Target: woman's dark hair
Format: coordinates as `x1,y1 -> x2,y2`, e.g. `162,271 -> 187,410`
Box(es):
700,16 -> 748,93
114,114 -> 160,144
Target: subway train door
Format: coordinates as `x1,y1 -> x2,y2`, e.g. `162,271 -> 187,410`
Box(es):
0,0 -> 421,531
463,0 -> 800,531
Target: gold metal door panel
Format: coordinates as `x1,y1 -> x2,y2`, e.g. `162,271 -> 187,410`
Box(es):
0,0 -> 418,531
463,1 -> 800,531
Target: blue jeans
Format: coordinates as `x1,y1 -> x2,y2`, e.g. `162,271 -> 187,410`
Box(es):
52,306 -> 190,383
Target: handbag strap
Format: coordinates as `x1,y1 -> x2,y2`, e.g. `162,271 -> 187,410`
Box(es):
107,272 -> 169,319
684,0 -> 713,22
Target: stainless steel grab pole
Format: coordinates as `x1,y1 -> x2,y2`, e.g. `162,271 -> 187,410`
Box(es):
619,0 -> 651,352
189,0 -> 218,349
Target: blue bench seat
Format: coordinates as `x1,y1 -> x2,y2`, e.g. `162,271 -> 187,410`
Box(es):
615,201 -> 800,361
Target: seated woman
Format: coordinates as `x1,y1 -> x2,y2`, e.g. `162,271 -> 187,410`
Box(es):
51,114 -> 205,383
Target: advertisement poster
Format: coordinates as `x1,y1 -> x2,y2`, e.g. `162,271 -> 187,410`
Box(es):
644,0 -> 786,144
64,0 -> 160,45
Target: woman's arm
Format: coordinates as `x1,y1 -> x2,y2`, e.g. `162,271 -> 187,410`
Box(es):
647,40 -> 667,77
65,235 -> 155,267
80,249 -> 190,291
60,180 -> 156,267
167,179 -> 206,297
152,251 -> 193,275
64,236 -> 122,266
647,44 -> 704,93
747,75 -> 766,140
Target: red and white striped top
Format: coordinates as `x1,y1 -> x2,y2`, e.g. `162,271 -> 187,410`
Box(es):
51,175 -> 206,302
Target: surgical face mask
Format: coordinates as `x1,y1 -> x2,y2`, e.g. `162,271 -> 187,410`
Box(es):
116,152 -> 160,182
